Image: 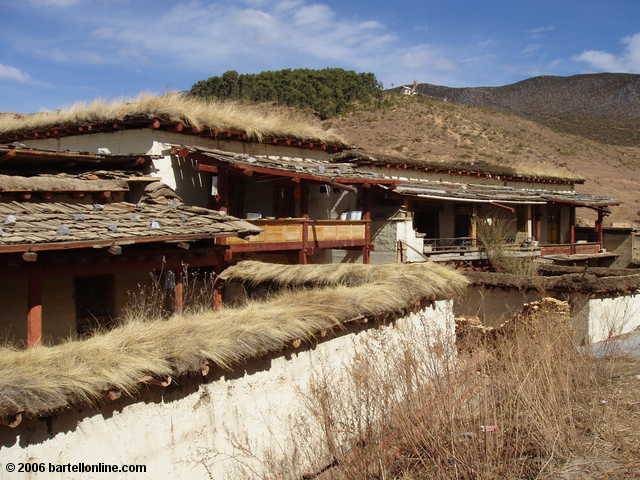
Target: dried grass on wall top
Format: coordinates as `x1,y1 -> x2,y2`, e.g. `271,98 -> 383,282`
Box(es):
219,260 -> 465,293
0,92 -> 344,144
0,262 -> 467,419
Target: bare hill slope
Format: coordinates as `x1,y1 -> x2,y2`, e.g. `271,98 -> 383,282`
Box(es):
407,73 -> 640,146
329,95 -> 640,225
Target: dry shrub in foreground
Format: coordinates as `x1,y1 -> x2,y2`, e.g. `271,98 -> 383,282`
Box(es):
476,215 -> 539,276
258,301 -> 629,480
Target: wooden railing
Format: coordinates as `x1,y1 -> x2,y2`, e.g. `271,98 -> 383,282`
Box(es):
217,218 -> 371,263
540,242 -> 601,256
421,237 -> 602,261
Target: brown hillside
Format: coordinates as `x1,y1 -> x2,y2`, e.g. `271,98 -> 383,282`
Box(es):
409,73 -> 640,146
329,95 -> 640,225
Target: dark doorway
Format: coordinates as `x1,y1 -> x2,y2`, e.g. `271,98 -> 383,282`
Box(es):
74,275 -> 115,335
274,183 -> 296,218
413,206 -> 439,238
454,213 -> 471,238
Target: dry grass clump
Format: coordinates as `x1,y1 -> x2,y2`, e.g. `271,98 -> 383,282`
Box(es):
0,92 -> 344,144
476,215 -> 539,276
220,260 -> 466,293
0,262 -> 466,418
256,299 -> 638,480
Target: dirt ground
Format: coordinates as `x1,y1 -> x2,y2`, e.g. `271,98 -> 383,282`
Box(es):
555,352 -> 640,479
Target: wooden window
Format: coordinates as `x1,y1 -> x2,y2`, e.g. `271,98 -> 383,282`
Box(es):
74,274 -> 115,335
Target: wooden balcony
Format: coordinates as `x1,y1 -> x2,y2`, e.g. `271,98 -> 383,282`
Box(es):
540,242 -> 601,256
217,218 -> 371,263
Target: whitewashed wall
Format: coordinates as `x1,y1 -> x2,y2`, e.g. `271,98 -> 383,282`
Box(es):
571,293 -> 640,344
0,301 -> 455,480
22,130 -> 331,211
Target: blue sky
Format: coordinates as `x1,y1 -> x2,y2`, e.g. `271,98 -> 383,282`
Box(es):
2,0 -> 640,112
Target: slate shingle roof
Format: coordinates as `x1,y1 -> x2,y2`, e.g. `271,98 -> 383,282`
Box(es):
0,201 -> 260,250
391,181 -> 618,207
173,145 -> 395,183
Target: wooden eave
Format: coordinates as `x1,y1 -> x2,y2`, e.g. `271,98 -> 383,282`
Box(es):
0,232 -> 242,254
0,146 -> 151,168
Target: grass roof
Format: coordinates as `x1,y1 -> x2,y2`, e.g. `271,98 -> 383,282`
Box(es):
0,262 -> 467,418
333,149 -> 584,183
0,92 -> 345,144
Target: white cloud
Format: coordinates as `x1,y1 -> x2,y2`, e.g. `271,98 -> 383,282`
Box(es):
28,0 -> 81,6
75,0 -> 458,87
0,64 -> 31,83
574,33 -> 640,72
526,25 -> 555,40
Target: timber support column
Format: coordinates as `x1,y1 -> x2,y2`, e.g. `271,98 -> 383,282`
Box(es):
596,210 -> 604,250
212,275 -> 224,311
173,267 -> 184,315
27,265 -> 42,348
216,166 -> 229,213
299,217 -> 309,264
362,184 -> 372,264
535,206 -> 543,243
526,205 -> 533,240
570,207 -> 577,254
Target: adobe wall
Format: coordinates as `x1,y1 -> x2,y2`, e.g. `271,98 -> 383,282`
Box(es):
0,270 -> 151,347
0,300 -> 455,479
456,275 -> 640,344
454,286 -> 542,327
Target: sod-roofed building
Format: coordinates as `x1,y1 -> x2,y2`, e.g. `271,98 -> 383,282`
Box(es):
0,93 -> 620,267
0,145 -> 259,347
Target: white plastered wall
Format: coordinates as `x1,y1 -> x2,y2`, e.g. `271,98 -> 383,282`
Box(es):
21,130 -> 331,210
571,293 -> 640,344
0,300 -> 455,480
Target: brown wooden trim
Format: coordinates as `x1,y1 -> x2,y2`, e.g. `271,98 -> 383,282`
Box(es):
197,164 -> 218,174
0,233 -> 236,254
548,198 -> 620,209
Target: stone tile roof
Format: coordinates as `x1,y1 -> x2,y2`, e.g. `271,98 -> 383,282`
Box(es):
172,145 -> 396,183
0,201 -> 260,250
391,181 -> 618,208
0,175 -> 129,192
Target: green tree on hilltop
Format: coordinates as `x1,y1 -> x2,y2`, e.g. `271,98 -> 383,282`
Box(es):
189,68 -> 382,118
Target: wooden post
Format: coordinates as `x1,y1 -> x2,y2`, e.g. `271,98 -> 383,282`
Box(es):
596,210 -> 604,250
216,166 -> 229,213
173,268 -> 184,315
535,206 -> 542,242
27,266 -> 42,348
212,278 -> 223,311
299,218 -> 309,264
526,205 -> 533,241
362,185 -> 372,264
570,207 -> 577,255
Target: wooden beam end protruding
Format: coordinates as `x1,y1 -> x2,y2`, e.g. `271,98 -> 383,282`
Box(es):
22,251 -> 38,263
